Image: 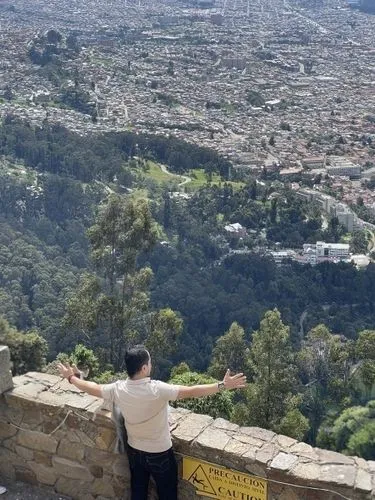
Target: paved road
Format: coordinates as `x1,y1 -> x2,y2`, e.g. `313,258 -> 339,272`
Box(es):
0,482 -> 70,500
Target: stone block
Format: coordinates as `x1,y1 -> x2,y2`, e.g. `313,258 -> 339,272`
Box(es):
233,433 -> 264,448
290,441 -> 319,461
52,456 -> 93,480
2,436 -> 16,452
0,447 -> 27,469
244,462 -> 267,478
29,462 -> 57,485
15,445 -> 34,461
242,447 -> 257,463
85,446 -> 115,472
0,402 -> 23,425
224,438 -> 251,458
192,427 -> 231,463
241,426 -> 276,442
17,429 -> 58,454
8,382 -> 47,402
274,434 -> 298,449
89,464 -> 104,478
91,476 -> 116,498
57,439 -> 85,461
15,466 -> 38,484
270,452 -> 299,471
95,426 -> 116,450
0,421 -> 18,439
318,448 -> 355,465
169,407 -> 191,420
0,461 -> 15,480
172,413 -> 213,453
290,462 -> 321,483
66,430 -> 81,443
38,389 -> 98,411
355,468 -> 372,493
0,345 -> 11,366
55,477 -> 93,497
194,427 -> 231,451
0,371 -> 13,395
34,451 -> 52,466
320,464 -> 356,488
256,442 -> 278,466
21,407 -> 43,427
212,418 -> 239,432
21,372 -> 60,386
70,429 -> 95,447
0,346 -> 13,394
355,457 -> 369,471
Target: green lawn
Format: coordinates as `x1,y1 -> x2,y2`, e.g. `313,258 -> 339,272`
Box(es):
144,161 -> 182,184
140,162 -> 244,191
186,168 -> 244,191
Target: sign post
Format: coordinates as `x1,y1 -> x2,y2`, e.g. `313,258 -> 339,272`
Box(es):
182,456 -> 267,500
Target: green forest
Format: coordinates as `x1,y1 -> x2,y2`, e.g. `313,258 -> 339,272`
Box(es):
1,116 -> 375,459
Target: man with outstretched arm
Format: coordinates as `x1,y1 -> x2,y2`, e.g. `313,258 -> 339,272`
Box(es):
57,344 -> 246,500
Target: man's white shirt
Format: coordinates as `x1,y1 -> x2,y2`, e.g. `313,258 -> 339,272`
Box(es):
102,377 -> 180,453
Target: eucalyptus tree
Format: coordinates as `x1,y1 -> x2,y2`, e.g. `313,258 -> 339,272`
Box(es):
64,194 -> 182,371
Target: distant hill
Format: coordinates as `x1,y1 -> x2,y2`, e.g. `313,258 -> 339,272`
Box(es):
350,0 -> 375,13
360,0 -> 375,13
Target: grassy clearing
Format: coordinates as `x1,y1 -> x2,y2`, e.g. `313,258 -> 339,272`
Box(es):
0,157 -> 36,182
131,188 -> 149,201
186,168 -> 244,191
139,162 -> 244,191
144,161 -> 182,184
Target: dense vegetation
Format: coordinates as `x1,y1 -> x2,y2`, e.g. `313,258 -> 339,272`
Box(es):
0,116 -> 231,182
1,118 -> 375,458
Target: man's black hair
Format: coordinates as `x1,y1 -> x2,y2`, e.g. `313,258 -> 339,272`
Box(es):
125,345 -> 150,378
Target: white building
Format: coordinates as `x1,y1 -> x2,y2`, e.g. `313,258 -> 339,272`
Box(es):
224,223 -> 247,237
315,241 -> 350,259
301,241 -> 350,264
327,157 -> 361,179
270,250 -> 297,265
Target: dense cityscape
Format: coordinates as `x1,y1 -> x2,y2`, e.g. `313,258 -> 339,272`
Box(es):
1,0 -> 375,236
1,2 -> 375,493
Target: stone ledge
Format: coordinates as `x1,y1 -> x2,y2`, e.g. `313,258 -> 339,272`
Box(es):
0,371 -> 374,500
0,346 -> 13,394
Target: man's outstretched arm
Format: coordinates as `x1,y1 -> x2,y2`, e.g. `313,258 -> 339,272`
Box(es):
177,369 -> 246,400
57,363 -> 103,398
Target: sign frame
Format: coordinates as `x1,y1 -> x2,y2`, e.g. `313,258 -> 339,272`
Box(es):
182,455 -> 268,500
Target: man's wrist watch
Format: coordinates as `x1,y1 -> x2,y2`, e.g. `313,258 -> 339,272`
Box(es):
217,381 -> 226,391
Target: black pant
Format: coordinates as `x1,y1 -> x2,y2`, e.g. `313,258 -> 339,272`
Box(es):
127,445 -> 178,500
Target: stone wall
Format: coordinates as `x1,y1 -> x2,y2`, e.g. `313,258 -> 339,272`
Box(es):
0,346 -> 13,394
0,353 -> 374,499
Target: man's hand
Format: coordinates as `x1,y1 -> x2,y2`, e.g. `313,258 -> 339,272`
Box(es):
56,362 -> 102,397
223,369 -> 247,390
57,362 -> 82,380
57,362 -> 75,379
177,369 -> 247,399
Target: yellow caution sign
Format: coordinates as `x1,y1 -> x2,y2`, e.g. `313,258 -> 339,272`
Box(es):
182,456 -> 267,500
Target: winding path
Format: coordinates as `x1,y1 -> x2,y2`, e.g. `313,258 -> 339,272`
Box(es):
159,164 -> 191,187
